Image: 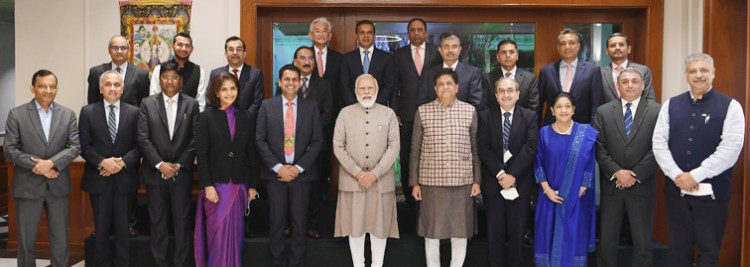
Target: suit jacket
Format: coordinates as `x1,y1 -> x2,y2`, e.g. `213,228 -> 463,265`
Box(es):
209,63 -> 264,113
484,68 -> 540,113
314,47 -> 343,110
137,93 -> 199,185
418,62 -> 484,107
87,63 -> 150,107
340,48 -> 395,106
391,43 -> 442,122
196,107 -> 257,188
255,95 -> 323,182
594,99 -> 660,196
275,75 -> 334,132
79,101 -> 141,194
538,60 -> 604,125
3,100 -> 81,198
477,104 -> 538,197
600,61 -> 656,103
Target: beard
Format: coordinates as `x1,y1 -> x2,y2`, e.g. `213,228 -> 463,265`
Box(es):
357,94 -> 377,108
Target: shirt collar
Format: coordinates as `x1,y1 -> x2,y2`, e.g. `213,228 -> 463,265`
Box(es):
562,58 -> 579,68
689,87 -> 714,101
314,46 -> 328,55
228,64 -> 244,73
621,96 -> 641,108
284,95 -> 299,105
360,46 -> 374,55
501,66 -> 517,77
111,62 -> 128,70
500,106 -> 515,115
34,99 -> 54,112
443,61 -> 458,70
411,42 -> 426,51
104,99 -> 121,108
162,93 -> 179,102
611,60 -> 628,70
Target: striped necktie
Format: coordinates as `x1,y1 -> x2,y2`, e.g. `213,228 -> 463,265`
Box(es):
624,102 -> 633,137
108,105 -> 117,143
503,112 -> 511,151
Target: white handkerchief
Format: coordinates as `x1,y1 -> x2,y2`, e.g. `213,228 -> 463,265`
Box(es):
501,187 -> 519,200
503,150 -> 513,163
681,183 -> 714,197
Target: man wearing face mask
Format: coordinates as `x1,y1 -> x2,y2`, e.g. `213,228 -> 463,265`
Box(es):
333,74 -> 400,267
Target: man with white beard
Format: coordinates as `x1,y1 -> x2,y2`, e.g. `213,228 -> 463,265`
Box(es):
333,74 -> 400,267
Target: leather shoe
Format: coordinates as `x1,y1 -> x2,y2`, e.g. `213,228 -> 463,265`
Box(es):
307,230 -> 320,239
128,225 -> 138,237
283,226 -> 291,238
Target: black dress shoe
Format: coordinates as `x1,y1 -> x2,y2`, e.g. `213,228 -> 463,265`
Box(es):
90,231 -> 96,238
283,226 -> 291,238
244,226 -> 256,238
307,230 -> 320,239
128,225 -> 138,237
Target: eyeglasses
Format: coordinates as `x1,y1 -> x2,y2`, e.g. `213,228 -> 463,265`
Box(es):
227,47 -> 244,53
110,46 -> 129,52
497,88 -> 518,95
160,75 -> 181,82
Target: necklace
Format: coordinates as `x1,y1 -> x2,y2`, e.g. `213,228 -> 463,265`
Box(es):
552,122 -> 573,135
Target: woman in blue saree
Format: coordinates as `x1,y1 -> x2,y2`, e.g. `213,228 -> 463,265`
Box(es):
534,92 -> 598,267
194,72 -> 258,267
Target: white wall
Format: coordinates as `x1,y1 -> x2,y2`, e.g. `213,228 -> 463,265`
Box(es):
15,0 -> 241,114
662,0 -> 704,100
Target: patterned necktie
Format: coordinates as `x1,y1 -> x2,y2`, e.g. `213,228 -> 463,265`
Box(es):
503,112 -> 511,152
115,67 -> 122,75
316,50 -> 325,78
363,50 -> 370,74
614,65 -> 623,97
167,99 -> 175,140
563,63 -> 573,92
284,101 -> 295,155
505,72 -> 512,78
108,105 -> 117,144
624,102 -> 633,137
301,77 -> 309,98
232,68 -> 239,79
414,46 -> 423,76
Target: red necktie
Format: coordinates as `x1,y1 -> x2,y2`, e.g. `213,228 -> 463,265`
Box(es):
414,46 -> 423,76
284,101 -> 295,155
232,69 -> 239,79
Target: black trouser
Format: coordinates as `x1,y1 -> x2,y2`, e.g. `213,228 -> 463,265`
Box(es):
597,190 -> 654,267
483,194 -> 529,267
268,179 -> 312,267
146,182 -> 192,267
399,121 -> 414,200
665,195 -> 728,267
90,182 -> 131,267
307,148 -> 330,230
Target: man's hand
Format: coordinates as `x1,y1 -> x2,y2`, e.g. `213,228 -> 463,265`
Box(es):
114,157 -> 126,168
277,165 -> 298,182
412,185 -> 422,201
31,157 -> 55,176
43,169 -> 59,179
470,183 -> 481,197
100,158 -> 122,176
158,162 -> 179,179
498,173 -> 516,190
358,172 -> 377,189
675,172 -> 699,192
614,169 -> 637,188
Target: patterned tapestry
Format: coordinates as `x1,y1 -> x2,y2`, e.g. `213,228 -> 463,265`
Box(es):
120,0 -> 193,73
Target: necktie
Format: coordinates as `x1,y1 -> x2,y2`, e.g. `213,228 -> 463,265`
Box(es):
167,99 -> 175,140
614,66 -> 623,97
624,102 -> 633,137
505,72 -> 512,78
115,66 -> 122,74
284,101 -> 295,155
563,63 -> 573,93
108,105 -> 117,144
414,47 -> 423,76
363,50 -> 370,74
301,77 -> 309,98
503,112 -> 511,152
232,68 -> 239,79
316,50 -> 325,78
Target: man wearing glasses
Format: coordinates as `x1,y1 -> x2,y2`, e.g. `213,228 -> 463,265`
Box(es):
340,19 -> 395,107
208,36 -> 264,113
418,33 -> 484,108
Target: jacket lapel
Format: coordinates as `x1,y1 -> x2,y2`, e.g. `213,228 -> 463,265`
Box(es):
123,64 -> 137,92
610,101 -> 628,142
47,102 -> 63,144
26,101 -> 48,144
172,94 -> 187,134
508,106 -> 523,149
628,100 -> 650,142
602,65 -> 618,98
552,61 -> 563,92
569,61 -> 586,94
156,94 -> 169,132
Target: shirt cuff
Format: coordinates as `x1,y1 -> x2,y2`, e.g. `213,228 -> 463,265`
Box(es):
690,168 -> 708,183
496,170 -> 505,179
155,161 -> 163,169
295,164 -> 305,173
272,164 -> 282,173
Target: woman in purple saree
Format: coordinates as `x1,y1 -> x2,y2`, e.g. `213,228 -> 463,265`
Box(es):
195,72 -> 258,267
534,93 -> 598,267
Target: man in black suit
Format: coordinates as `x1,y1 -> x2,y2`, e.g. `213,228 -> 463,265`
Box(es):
86,34 -> 148,238
595,68 -> 660,267
87,35 -> 150,107
392,18 -> 442,205
538,29 -> 604,125
478,77 -> 538,267
137,61 -> 199,267
256,64 -> 323,267
484,39 -> 539,113
208,36 -> 264,113
150,32 -> 208,111
601,33 -> 655,103
340,20 -> 395,107
418,33 -> 484,107
79,71 -> 141,267
291,46 -> 333,239
309,17 -> 343,111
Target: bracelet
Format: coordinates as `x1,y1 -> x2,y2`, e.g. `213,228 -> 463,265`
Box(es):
543,188 -> 551,194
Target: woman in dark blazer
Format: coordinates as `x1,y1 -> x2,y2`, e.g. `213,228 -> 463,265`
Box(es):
194,72 -> 258,267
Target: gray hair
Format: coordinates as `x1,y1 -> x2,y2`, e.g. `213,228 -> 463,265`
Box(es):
439,32 -> 461,46
99,70 -> 123,85
355,74 -> 379,90
617,67 -> 643,83
685,53 -> 714,69
494,77 -> 519,92
310,17 -> 332,33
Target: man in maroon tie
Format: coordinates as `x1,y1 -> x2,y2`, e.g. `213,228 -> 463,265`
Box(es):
208,36 -> 265,113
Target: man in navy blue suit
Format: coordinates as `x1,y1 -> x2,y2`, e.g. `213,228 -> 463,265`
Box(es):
340,20 -> 395,107
208,36 -> 264,113
538,29 -> 604,125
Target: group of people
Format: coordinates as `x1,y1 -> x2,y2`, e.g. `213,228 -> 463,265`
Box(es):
2,15 -> 744,267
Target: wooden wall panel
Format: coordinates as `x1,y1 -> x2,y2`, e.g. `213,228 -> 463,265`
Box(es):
744,1 -> 750,265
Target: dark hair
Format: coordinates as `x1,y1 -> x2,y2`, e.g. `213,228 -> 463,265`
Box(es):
224,36 -> 246,51
31,69 -> 57,86
439,32 -> 460,45
434,68 -> 459,84
207,72 -> 240,109
278,64 -> 301,79
557,28 -> 580,44
293,46 -> 315,60
174,32 -> 193,45
160,61 -> 180,75
355,20 -> 375,33
606,32 -> 631,46
496,38 -> 517,51
552,92 -> 576,107
407,18 -> 427,31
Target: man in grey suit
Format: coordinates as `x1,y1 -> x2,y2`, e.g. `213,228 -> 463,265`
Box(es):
601,33 -> 655,103
137,61 -> 199,267
87,35 -> 151,107
419,33 -> 484,107
594,68 -> 660,267
484,39 -> 539,113
392,18 -> 442,205
4,69 -> 81,267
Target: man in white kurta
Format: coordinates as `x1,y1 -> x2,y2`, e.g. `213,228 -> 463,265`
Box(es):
333,74 -> 400,267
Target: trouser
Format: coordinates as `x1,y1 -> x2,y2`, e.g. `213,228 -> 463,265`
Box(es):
146,182 -> 192,267
597,190 -> 654,267
666,195 -> 728,267
425,238 -> 467,267
348,233 -> 388,267
268,179 -> 312,267
16,188 -> 69,267
399,122 -> 414,201
90,182 -> 131,267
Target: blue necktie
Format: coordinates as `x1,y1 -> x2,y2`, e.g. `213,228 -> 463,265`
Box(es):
624,102 -> 633,137
108,105 -> 117,143
503,112 -> 511,152
363,50 -> 370,74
